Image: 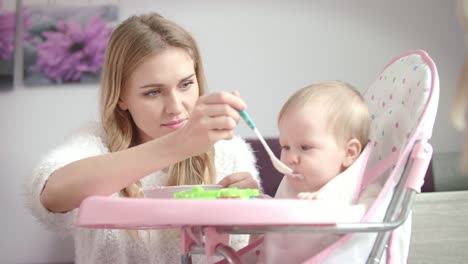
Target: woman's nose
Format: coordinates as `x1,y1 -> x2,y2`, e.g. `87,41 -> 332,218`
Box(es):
165,91 -> 183,115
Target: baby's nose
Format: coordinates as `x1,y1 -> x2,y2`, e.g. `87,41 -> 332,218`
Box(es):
285,152 -> 300,165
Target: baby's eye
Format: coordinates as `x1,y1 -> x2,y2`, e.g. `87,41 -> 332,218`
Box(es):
145,89 -> 161,97
301,145 -> 312,151
280,145 -> 290,151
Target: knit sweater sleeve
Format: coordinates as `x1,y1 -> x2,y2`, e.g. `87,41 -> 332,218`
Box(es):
214,136 -> 261,189
23,122 -> 109,236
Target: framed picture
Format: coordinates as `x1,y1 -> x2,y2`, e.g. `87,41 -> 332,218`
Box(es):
0,0 -> 16,91
22,3 -> 118,86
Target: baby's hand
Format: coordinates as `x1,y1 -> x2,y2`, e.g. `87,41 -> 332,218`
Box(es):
297,192 -> 321,200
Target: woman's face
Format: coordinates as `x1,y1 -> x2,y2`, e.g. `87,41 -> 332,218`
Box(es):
119,47 -> 200,144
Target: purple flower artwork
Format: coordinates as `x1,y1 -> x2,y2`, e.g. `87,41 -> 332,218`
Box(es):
23,4 -> 118,86
35,17 -> 112,82
0,9 -> 15,60
0,0 -> 16,91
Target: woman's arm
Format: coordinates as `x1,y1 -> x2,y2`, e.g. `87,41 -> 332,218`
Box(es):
40,131 -> 185,212
41,92 -> 247,213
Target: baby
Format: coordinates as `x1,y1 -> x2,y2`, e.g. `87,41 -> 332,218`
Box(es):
259,80 -> 371,264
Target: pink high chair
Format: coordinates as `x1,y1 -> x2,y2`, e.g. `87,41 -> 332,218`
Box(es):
77,50 -> 439,264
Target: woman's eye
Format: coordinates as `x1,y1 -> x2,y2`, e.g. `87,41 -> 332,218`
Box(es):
281,145 -> 290,151
301,145 -> 312,151
145,90 -> 161,97
181,81 -> 193,89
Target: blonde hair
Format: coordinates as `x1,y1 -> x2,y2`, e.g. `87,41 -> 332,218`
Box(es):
100,13 -> 216,199
278,80 -> 370,148
453,0 -> 468,172
453,56 -> 468,173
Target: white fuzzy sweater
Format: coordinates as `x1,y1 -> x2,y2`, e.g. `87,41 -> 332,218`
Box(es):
24,122 -> 260,264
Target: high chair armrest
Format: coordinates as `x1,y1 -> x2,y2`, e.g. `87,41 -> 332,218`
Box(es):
406,141 -> 433,192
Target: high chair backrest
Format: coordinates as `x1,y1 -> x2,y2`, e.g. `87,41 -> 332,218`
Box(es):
362,50 -> 438,205
365,50 -> 437,177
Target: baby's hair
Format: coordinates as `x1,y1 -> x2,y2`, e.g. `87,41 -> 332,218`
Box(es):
278,80 -> 370,148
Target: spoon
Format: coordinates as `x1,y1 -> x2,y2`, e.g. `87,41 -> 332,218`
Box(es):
239,110 -> 304,179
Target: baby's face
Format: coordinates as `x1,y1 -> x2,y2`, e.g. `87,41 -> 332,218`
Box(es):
278,104 -> 347,193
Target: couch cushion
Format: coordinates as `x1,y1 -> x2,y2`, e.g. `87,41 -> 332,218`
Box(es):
246,138 -> 283,197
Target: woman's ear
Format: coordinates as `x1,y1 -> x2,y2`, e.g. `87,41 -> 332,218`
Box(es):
342,138 -> 362,169
118,98 -> 128,111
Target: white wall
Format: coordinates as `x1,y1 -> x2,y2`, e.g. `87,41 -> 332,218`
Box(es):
0,0 -> 464,263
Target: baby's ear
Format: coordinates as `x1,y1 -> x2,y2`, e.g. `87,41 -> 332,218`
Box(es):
342,138 -> 362,168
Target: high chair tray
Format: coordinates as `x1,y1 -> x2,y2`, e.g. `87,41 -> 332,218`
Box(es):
77,196 -> 365,229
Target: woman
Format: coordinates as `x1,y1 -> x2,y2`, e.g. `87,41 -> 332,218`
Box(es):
25,13 -> 260,263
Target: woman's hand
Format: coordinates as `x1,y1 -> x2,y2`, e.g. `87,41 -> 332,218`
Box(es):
176,91 -> 247,157
218,172 -> 260,189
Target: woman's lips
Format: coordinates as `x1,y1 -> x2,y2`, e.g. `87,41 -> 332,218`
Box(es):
161,119 -> 187,129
